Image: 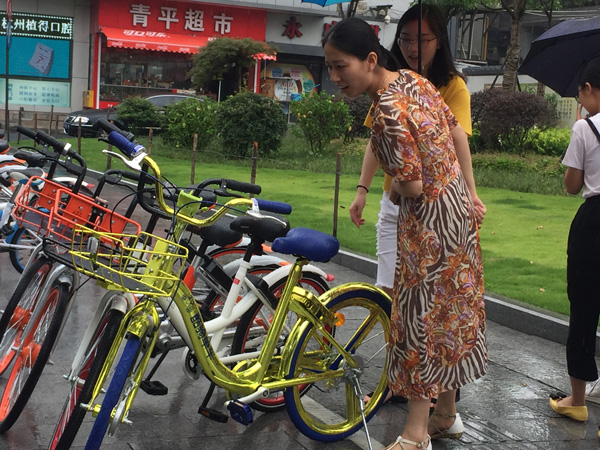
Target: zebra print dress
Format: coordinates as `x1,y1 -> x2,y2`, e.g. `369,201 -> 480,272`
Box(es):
371,70 -> 487,400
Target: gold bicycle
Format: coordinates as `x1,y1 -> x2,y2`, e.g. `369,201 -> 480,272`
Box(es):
50,124 -> 392,449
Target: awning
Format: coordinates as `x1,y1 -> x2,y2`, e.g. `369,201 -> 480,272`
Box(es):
101,27 -> 209,54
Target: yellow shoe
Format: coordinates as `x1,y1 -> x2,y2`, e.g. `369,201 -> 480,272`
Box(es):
549,398 -> 588,422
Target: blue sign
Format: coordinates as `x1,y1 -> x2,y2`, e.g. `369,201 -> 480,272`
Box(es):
0,36 -> 70,79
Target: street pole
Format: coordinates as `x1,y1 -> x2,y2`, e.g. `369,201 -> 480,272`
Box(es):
5,0 -> 12,140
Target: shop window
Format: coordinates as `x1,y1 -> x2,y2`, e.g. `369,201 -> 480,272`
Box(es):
99,46 -> 193,104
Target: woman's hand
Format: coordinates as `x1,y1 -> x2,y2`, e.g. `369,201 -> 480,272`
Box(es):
349,193 -> 367,227
472,195 -> 486,225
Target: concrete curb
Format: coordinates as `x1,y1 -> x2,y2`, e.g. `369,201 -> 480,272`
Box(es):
331,249 -> 600,350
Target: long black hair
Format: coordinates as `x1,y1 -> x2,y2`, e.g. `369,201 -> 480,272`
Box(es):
390,3 -> 463,88
579,57 -> 600,90
322,17 -> 399,72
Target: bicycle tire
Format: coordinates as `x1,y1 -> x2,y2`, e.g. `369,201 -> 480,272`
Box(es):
0,256 -> 53,375
0,276 -> 70,433
283,286 -> 391,442
84,335 -> 141,450
8,226 -> 42,273
206,245 -> 248,266
48,308 -> 124,450
231,272 -> 330,412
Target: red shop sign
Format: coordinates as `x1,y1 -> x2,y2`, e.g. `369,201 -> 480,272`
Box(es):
97,0 -> 266,41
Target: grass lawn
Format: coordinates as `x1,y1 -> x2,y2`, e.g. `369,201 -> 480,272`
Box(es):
477,187 -> 581,316
20,136 -> 580,317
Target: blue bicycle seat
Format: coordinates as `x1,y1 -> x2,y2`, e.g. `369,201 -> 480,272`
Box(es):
271,227 -> 339,262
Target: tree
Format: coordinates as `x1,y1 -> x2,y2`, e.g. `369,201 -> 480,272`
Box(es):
337,0 -> 360,18
432,0 -> 530,91
190,38 -> 276,93
500,0 -> 528,91
215,91 -> 287,158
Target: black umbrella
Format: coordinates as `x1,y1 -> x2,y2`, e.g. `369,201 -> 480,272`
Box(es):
519,16 -> 600,97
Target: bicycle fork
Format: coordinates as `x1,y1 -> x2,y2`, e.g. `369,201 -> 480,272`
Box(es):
82,300 -> 160,434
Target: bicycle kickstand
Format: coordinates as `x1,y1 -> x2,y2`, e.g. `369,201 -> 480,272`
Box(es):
349,368 -> 374,450
198,382 -> 228,423
139,343 -> 171,396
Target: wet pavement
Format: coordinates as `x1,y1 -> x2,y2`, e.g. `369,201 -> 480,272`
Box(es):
0,177 -> 599,449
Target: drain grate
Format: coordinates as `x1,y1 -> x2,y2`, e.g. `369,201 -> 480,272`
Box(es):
448,413 -> 548,449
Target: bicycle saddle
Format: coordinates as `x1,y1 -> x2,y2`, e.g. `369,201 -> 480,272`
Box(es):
272,227 -> 339,262
13,151 -> 46,168
0,166 -> 45,179
229,213 -> 290,243
190,215 -> 243,248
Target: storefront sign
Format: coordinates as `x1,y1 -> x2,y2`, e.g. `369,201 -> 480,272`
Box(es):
98,0 -> 266,40
0,11 -> 73,40
0,78 -> 70,107
282,16 -> 303,39
102,27 -> 208,54
267,14 -> 392,50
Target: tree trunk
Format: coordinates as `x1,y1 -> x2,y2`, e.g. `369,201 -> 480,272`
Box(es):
501,0 -> 527,91
536,81 -> 546,97
501,12 -> 522,91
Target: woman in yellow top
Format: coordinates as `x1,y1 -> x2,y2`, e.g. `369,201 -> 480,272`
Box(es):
350,4 -> 486,299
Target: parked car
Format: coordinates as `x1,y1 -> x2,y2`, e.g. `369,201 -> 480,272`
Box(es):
63,94 -> 198,137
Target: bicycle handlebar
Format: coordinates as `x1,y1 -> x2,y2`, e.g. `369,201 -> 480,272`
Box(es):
16,126 -> 36,140
96,118 -> 136,143
15,126 -> 87,193
190,178 -> 261,197
35,130 -> 72,155
102,122 -> 292,227
253,198 -> 292,215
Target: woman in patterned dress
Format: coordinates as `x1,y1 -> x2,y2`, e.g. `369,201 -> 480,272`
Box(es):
323,18 -> 487,450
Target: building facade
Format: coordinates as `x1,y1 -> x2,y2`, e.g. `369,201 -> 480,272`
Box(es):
0,0 -> 399,119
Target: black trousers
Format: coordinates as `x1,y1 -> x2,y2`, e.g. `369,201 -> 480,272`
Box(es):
566,195 -> 600,381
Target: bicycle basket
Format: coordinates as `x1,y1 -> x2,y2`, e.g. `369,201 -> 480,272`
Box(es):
13,177 -> 139,242
64,228 -> 188,297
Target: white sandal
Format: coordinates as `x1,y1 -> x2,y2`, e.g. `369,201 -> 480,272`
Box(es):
429,412 -> 464,439
383,435 -> 432,450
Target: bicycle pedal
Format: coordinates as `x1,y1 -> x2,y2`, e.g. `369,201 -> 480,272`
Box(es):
227,401 -> 253,426
140,380 -> 168,396
197,406 -> 228,423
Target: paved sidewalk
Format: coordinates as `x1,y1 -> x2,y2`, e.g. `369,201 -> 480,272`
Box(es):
0,178 -> 598,449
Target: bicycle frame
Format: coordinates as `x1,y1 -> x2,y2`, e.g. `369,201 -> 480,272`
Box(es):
84,257 -> 343,417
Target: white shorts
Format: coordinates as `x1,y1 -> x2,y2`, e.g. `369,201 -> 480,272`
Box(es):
375,191 -> 399,289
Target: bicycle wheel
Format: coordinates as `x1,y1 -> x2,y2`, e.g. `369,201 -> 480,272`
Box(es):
85,335 -> 141,450
283,286 -> 391,442
8,227 -> 43,273
0,275 -> 70,432
0,255 -> 53,375
206,245 -> 248,267
48,308 -> 124,450
231,272 -> 330,412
